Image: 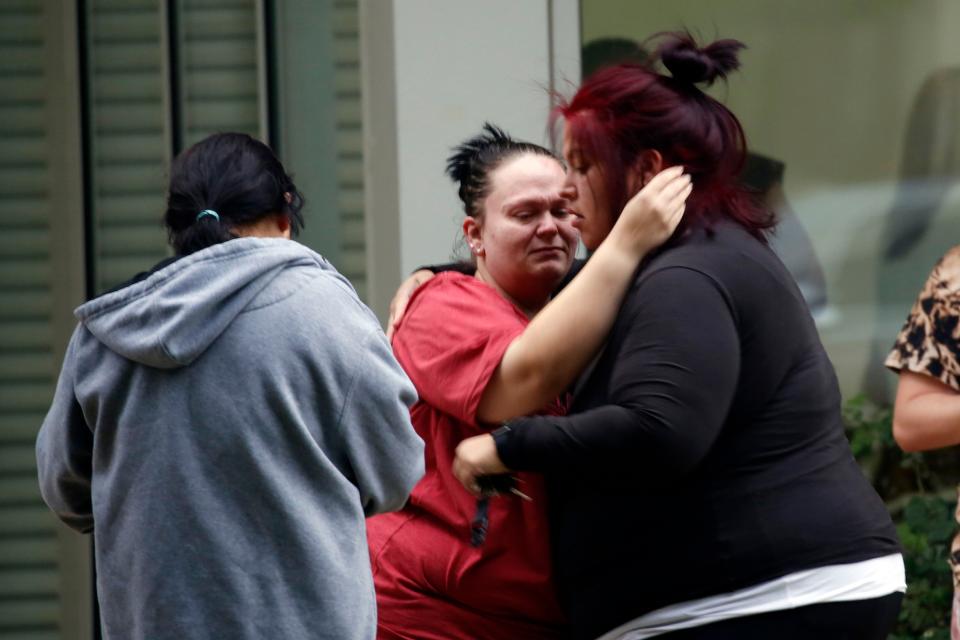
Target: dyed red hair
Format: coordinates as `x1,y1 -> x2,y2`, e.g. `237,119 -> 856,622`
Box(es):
554,32 -> 773,240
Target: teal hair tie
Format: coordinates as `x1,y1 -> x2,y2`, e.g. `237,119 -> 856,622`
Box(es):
196,209 -> 220,222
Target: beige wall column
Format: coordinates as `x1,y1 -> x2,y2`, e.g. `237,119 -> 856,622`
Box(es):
43,0 -> 92,638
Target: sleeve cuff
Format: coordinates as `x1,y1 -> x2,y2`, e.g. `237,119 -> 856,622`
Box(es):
493,418 -> 532,470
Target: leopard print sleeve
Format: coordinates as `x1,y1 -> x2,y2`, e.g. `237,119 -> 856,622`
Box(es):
886,245 -> 960,392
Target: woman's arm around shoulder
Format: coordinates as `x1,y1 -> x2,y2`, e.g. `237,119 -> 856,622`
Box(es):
455,266 -> 740,491
476,167 -> 691,423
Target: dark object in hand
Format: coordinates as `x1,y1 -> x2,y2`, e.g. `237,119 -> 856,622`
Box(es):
476,474 -> 520,498
470,475 -> 531,547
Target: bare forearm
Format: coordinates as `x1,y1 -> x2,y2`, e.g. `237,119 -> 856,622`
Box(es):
475,167 -> 689,423
893,370 -> 960,451
893,393 -> 960,451
478,242 -> 642,422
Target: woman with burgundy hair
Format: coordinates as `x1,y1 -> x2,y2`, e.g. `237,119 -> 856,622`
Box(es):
451,32 -> 905,638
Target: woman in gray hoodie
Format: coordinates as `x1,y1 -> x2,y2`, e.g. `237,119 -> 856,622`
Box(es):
36,133 -> 424,640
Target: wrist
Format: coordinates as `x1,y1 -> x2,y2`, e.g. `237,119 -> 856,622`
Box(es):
593,237 -> 643,279
491,423 -> 513,452
608,206 -> 656,256
490,423 -> 517,470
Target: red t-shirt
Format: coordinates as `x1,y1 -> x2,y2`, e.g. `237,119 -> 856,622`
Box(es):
367,272 -> 566,640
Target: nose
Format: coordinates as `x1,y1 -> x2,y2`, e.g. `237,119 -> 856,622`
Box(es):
535,212 -> 560,238
561,175 -> 577,200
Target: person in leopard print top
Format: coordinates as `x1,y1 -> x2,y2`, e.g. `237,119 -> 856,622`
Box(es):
887,245 -> 960,640
887,244 -> 960,448
887,245 -> 960,393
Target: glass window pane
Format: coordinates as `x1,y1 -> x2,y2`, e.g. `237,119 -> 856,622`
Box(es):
581,0 -> 960,402
271,0 -> 368,299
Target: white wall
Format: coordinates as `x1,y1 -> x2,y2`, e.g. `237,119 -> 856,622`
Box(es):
361,0 -> 580,321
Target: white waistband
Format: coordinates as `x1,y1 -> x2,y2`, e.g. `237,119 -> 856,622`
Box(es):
597,553 -> 906,640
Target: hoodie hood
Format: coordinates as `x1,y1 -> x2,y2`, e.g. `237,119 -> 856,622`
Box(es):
76,238 -> 334,369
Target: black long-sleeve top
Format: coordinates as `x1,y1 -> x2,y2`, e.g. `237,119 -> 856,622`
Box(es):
496,220 -> 900,639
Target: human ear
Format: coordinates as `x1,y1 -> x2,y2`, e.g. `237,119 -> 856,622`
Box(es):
628,150 -> 665,192
463,217 -> 483,256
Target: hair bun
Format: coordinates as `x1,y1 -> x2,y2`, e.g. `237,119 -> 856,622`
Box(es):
445,123 -> 511,190
658,32 -> 745,86
445,123 -> 555,218
445,122 -> 516,209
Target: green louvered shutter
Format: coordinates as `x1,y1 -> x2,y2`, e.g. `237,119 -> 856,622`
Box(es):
87,0 -> 264,294
0,1 -> 84,638
178,0 -> 261,146
89,0 -> 367,299
86,0 -> 169,293
0,2 -> 366,637
333,0 -> 366,299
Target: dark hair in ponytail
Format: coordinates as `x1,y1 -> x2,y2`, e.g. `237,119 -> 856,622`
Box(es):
164,132 -> 305,255
445,123 -> 557,218
555,31 -> 772,239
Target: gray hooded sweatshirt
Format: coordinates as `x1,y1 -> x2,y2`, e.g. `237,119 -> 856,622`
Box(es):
36,238 -> 424,640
